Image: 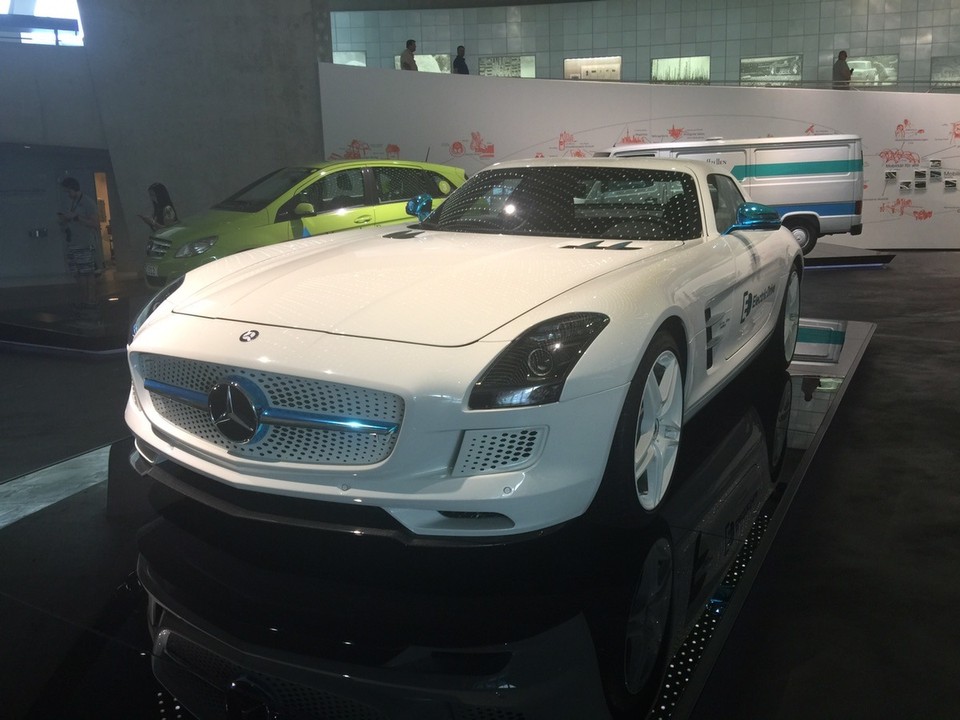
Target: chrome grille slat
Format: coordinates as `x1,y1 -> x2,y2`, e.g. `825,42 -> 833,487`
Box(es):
137,353 -> 404,465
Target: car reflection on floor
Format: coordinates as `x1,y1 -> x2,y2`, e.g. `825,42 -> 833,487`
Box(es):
135,357 -> 794,720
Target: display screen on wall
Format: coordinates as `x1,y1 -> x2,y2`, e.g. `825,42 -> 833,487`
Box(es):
333,51 -> 366,67
931,56 -> 960,87
651,56 -> 710,84
563,56 -> 622,81
848,54 -> 898,86
478,55 -> 536,78
394,54 -> 451,73
739,55 -> 802,86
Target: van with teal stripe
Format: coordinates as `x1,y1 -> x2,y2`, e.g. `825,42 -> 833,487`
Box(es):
596,134 -> 863,254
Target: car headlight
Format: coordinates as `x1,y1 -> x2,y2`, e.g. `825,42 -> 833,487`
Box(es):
174,235 -> 218,258
469,312 -> 610,409
129,275 -> 185,340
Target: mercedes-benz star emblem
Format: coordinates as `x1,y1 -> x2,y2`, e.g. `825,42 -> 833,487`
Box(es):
239,330 -> 259,342
208,381 -> 260,443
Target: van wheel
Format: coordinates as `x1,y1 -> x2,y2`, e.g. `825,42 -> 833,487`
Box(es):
784,219 -> 818,254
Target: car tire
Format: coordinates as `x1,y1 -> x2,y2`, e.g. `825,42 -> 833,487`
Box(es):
590,532 -> 674,719
784,218 -> 818,255
597,330 -> 685,525
764,263 -> 801,370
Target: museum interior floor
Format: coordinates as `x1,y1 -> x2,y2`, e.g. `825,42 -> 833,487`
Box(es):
0,246 -> 957,719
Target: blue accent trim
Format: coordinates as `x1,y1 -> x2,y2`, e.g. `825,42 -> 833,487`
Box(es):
770,201 -> 858,218
261,407 -> 398,434
144,378 -> 398,435
144,379 -> 208,409
730,159 -> 862,182
797,327 -> 846,345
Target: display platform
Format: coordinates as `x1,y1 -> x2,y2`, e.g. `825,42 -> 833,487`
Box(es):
0,273 -> 147,355
0,317 -> 873,719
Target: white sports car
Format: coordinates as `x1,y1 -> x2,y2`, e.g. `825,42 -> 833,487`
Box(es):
125,158 -> 802,542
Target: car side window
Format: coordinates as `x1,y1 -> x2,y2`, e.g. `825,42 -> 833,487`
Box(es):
318,169 -> 365,211
375,167 -> 452,203
276,169 -> 365,222
708,174 -> 745,232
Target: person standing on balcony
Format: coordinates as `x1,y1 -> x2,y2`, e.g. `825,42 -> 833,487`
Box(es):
401,39 -> 418,71
833,51 -> 853,89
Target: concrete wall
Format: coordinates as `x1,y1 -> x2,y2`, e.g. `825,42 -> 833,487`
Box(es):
0,0 -> 330,280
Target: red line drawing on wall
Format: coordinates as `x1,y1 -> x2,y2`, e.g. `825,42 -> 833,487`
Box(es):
951,122 -> 960,142
879,198 -> 914,216
450,141 -> 465,157
913,209 -> 933,220
385,144 -> 400,159
534,152 -> 545,158
470,132 -> 495,158
804,125 -> 817,135
879,149 -> 921,165
668,125 -> 685,140
620,133 -> 648,144
343,139 -> 370,159
570,148 -> 587,158
895,118 -> 926,140
559,131 -> 575,151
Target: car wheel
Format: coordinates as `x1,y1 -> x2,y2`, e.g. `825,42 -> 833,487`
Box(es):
766,264 -> 801,369
760,371 -> 793,480
597,330 -> 684,526
591,533 -> 674,718
785,219 -> 818,254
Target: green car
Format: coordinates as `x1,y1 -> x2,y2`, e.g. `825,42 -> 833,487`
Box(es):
143,159 -> 467,287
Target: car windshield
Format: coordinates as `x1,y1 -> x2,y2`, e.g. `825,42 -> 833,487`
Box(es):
420,166 -> 702,240
213,167 -> 317,212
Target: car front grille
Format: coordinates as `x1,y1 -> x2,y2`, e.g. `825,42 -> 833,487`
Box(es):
136,353 -> 404,465
146,235 -> 171,258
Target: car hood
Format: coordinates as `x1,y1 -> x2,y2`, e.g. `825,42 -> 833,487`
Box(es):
172,228 -> 681,347
153,208 -> 268,243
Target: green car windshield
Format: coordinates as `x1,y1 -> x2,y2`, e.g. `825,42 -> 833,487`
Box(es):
213,167 -> 316,212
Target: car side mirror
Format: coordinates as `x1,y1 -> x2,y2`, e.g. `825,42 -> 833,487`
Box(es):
294,201 -> 317,217
406,194 -> 433,221
724,202 -> 782,234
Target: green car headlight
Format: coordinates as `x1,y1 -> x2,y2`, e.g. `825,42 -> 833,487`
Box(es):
469,312 -> 610,409
174,235 -> 218,258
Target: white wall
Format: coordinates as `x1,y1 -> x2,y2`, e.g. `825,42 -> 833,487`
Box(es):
319,62 -> 960,250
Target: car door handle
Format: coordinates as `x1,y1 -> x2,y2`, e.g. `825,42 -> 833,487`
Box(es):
354,215 -> 373,225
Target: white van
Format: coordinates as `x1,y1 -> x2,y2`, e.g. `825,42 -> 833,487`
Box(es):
596,134 -> 863,253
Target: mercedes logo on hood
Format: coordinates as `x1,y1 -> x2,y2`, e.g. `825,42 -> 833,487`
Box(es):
208,379 -> 262,444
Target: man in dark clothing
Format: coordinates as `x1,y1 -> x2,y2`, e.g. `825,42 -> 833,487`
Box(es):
453,45 -> 469,75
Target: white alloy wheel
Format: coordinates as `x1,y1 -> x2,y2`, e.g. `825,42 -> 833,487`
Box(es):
634,348 -> 683,511
623,536 -> 673,694
782,266 -> 801,362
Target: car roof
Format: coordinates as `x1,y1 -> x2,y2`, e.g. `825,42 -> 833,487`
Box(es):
300,159 -> 452,172
482,156 -> 724,177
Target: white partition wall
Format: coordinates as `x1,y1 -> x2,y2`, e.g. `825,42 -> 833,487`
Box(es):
320,62 -> 960,250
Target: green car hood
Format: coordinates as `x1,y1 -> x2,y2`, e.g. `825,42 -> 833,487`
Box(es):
153,208 -> 270,247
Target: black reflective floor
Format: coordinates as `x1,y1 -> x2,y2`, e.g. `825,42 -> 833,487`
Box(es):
5,248 -> 960,720
0,320 -> 870,720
